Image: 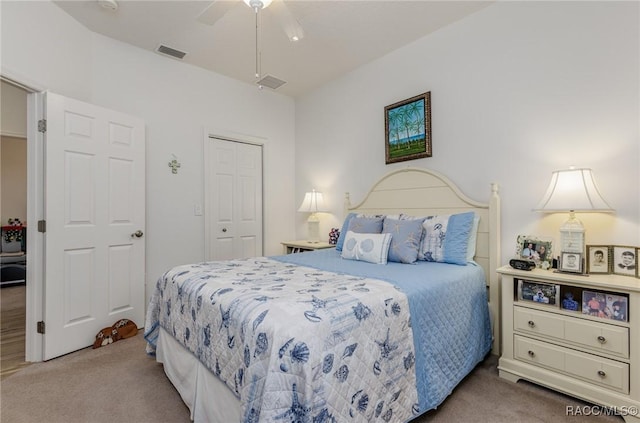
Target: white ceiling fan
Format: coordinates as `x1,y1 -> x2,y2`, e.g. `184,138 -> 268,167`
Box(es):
197,0 -> 304,43
197,0 -> 303,89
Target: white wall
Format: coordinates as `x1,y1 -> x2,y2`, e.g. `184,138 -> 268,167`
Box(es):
1,1 -> 92,101
295,1 -> 640,265
1,136 -> 27,223
1,1 -> 296,303
1,81 -> 28,138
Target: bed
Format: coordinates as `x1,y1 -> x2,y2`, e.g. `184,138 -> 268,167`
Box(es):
145,167 -> 501,422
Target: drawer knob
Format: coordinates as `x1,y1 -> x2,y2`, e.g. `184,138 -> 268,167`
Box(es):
528,350 -> 535,357
528,320 -> 535,328
597,370 -> 606,378
597,335 -> 606,344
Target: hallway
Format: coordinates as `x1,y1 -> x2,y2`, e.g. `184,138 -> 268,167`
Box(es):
1,284 -> 29,379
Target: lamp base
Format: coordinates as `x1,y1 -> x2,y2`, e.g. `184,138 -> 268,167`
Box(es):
307,213 -> 320,243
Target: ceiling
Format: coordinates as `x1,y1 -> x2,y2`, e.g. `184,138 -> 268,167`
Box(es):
53,0 -> 493,98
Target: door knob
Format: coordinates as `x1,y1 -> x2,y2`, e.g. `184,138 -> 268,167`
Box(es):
131,230 -> 144,238
222,228 -> 227,233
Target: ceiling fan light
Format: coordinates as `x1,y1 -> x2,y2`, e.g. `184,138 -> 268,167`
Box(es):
97,0 -> 118,11
243,0 -> 273,10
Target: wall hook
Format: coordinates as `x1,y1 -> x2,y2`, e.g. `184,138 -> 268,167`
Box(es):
168,154 -> 181,174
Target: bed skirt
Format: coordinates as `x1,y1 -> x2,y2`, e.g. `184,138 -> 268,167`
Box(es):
157,327 -> 242,423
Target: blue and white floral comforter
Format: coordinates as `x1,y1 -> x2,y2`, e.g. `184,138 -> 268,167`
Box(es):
145,257 -> 418,423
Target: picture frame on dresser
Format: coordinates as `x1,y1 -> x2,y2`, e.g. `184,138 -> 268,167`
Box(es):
612,245 -> 637,277
559,252 -> 583,274
515,234 -> 552,266
605,292 -> 628,322
586,245 -> 611,274
517,279 -> 559,306
582,289 -> 629,322
560,286 -> 581,312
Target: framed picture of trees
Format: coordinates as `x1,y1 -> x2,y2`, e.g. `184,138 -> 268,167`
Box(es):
384,91 -> 432,164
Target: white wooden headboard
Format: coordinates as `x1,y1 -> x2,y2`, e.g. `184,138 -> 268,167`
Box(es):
344,167 -> 501,354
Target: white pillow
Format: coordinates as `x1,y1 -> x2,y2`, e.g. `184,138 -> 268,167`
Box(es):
341,231 -> 392,264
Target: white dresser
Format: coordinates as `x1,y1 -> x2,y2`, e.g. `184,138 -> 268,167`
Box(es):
498,266 -> 640,422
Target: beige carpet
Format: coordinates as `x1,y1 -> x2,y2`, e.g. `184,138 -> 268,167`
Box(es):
1,333 -> 623,423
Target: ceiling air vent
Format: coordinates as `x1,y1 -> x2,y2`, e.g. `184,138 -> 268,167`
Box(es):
257,75 -> 286,90
156,44 -> 187,60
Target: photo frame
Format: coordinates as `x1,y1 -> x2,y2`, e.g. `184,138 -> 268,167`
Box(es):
517,279 -> 559,307
384,92 -> 432,164
560,286 -> 581,312
612,245 -> 637,277
582,290 -> 629,322
582,290 -> 606,318
559,252 -> 583,274
515,235 -> 553,267
586,245 -> 611,274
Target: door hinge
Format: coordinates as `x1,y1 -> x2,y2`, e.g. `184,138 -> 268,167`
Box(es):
37,321 -> 45,334
37,220 -> 46,233
38,119 -> 47,133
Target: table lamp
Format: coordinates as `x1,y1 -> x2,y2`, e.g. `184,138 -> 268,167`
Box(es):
298,189 -> 325,243
534,167 -> 613,268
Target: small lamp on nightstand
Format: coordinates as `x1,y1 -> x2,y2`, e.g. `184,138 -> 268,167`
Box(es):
298,189 -> 326,243
534,167 -> 614,270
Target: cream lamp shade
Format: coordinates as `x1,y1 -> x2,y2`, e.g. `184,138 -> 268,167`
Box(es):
533,168 -> 613,213
298,189 -> 326,243
534,167 -> 613,266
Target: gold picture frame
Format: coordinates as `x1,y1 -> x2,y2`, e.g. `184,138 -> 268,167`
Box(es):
586,245 -> 611,275
384,92 -> 432,164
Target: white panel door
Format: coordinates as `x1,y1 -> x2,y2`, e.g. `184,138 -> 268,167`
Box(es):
208,138 -> 262,260
43,92 -> 145,360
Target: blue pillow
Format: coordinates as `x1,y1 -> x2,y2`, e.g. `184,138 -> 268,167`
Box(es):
347,216 -> 384,234
420,211 -> 475,265
382,218 -> 424,264
335,213 -> 357,251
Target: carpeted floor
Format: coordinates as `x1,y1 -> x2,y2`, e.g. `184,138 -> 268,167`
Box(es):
0,332 -> 624,423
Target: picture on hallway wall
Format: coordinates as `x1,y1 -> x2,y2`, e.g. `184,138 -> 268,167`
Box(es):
385,92 -> 432,164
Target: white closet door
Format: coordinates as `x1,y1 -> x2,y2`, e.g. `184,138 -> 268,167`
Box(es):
207,138 -> 263,261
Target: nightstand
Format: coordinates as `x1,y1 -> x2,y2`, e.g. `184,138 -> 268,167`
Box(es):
497,266 -> 640,422
281,240 -> 334,254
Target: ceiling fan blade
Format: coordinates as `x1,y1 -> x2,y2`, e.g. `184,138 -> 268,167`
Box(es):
197,0 -> 240,26
269,0 -> 304,41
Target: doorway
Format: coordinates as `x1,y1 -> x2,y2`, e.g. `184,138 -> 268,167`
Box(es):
0,79 -> 29,377
1,78 -> 147,363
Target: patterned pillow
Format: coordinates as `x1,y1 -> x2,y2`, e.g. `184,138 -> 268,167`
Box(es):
341,231 -> 392,264
420,211 -> 475,265
382,218 -> 424,264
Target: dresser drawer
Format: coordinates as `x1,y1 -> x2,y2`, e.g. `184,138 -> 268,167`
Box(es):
514,335 -> 629,394
514,307 -> 629,358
